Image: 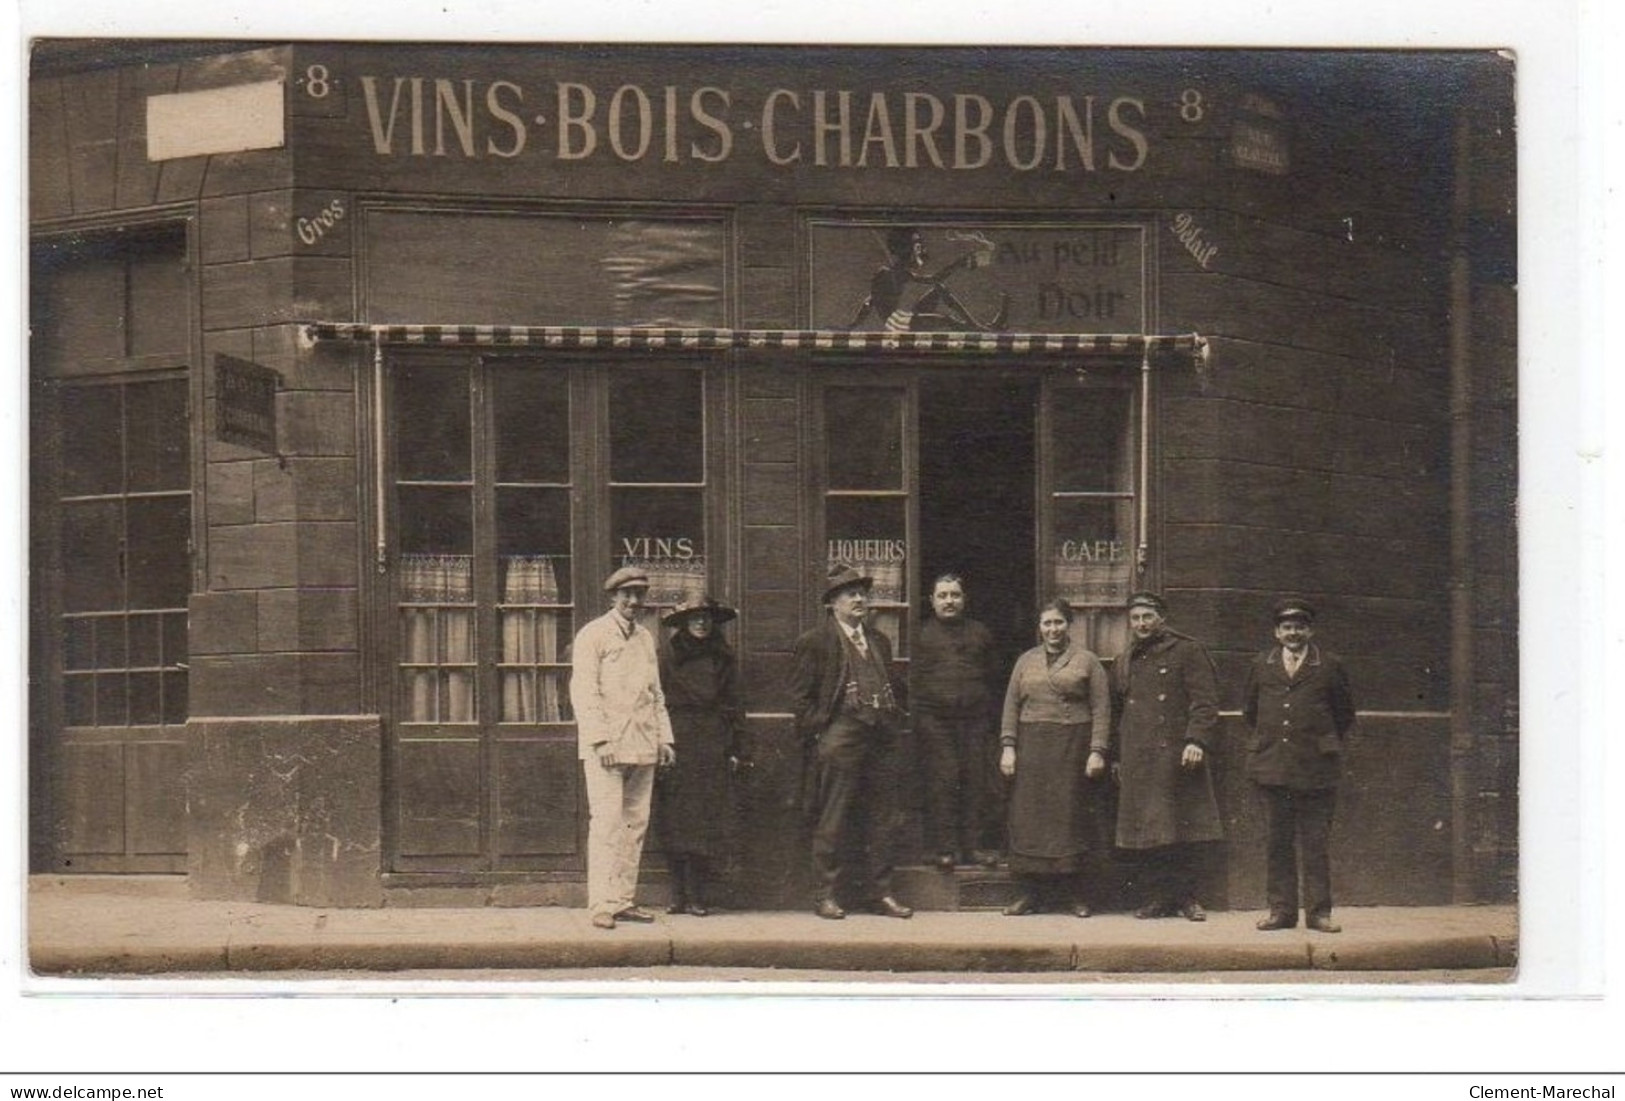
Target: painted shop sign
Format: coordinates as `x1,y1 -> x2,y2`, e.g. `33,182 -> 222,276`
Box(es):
214,354 -> 279,455
1230,91 -> 1290,175
810,223 -> 1144,334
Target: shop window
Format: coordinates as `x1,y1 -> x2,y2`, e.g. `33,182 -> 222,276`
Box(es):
1048,384 -> 1135,655
55,378 -> 191,728
609,369 -> 708,628
823,386 -> 909,656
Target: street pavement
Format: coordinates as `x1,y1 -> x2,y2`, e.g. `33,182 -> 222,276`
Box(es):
27,875 -> 1517,981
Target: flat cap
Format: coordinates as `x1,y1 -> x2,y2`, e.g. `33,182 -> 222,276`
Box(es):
1272,597 -> 1316,623
1125,590 -> 1167,614
602,565 -> 651,593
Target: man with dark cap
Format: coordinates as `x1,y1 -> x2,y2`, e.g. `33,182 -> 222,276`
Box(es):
1243,597 -> 1357,933
570,566 -> 676,930
1110,591 -> 1224,921
789,564 -> 913,920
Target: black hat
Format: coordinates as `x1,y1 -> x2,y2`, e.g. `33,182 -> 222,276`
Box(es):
822,564 -> 875,604
662,594 -> 738,628
602,565 -> 651,593
1125,590 -> 1167,614
1272,597 -> 1316,624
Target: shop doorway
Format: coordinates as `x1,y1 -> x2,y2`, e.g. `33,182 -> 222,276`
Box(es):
918,377 -> 1038,671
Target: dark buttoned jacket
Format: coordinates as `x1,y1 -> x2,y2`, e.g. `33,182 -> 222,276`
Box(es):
788,618 -> 902,742
1242,644 -> 1356,791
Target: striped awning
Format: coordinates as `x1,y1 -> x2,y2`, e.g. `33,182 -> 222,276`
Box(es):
301,323 -> 1208,365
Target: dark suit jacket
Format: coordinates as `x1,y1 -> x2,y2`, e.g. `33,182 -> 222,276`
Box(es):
788,617 -> 900,741
1242,644 -> 1356,790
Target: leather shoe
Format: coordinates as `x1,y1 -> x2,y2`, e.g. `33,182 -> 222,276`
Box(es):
614,905 -> 657,923
591,912 -> 616,930
1306,914 -> 1342,933
973,849 -> 1002,868
1002,894 -> 1038,917
814,898 -> 846,920
686,901 -> 710,917
1071,902 -> 1093,919
869,896 -> 914,919
1256,912 -> 1297,931
934,853 -> 957,871
1134,901 -> 1172,919
1180,900 -> 1208,922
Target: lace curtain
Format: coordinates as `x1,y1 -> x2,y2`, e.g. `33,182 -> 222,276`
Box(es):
399,554 -> 474,723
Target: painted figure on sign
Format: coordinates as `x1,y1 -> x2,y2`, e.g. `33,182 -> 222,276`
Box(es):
844,227 -> 1010,333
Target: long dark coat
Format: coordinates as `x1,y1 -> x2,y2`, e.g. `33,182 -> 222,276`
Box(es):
654,632 -> 743,856
1109,628 -> 1224,849
1242,644 -> 1356,791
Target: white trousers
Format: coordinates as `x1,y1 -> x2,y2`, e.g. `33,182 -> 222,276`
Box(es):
581,759 -> 656,917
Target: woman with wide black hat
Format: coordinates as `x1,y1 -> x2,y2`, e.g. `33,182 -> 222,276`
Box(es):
654,594 -> 745,916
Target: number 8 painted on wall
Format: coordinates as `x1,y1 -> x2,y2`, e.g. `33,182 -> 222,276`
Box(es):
305,64 -> 331,99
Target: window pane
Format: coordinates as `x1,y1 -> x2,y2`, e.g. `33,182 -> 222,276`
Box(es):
609,370 -> 703,483
1051,390 -> 1132,492
395,366 -> 471,480
64,675 -> 95,726
399,486 -> 473,556
1051,497 -> 1134,608
61,501 -> 124,613
826,496 -> 907,603
128,614 -> 162,667
61,386 -> 124,497
130,672 -> 163,724
611,487 -> 705,606
497,487 -> 572,607
162,612 -> 188,668
493,368 -> 570,483
35,254 -> 125,369
826,387 -> 904,490
95,616 -> 128,668
126,496 -> 191,610
127,246 -> 191,359
96,672 -> 128,726
162,671 -> 188,725
126,379 -> 189,492
65,619 -> 96,671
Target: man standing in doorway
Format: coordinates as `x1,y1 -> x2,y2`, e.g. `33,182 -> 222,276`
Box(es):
570,566 -> 676,930
914,572 -> 1004,869
1244,597 -> 1356,934
790,564 -> 913,920
1111,591 -> 1224,921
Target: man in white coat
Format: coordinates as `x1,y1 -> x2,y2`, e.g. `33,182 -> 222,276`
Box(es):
570,566 -> 676,929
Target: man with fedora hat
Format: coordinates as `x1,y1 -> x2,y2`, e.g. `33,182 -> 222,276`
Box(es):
1243,597 -> 1356,933
1110,590 -> 1224,921
570,565 -> 676,930
789,563 -> 913,920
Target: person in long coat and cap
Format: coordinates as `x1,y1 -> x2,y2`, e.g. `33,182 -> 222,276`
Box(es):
1244,597 -> 1356,934
654,594 -> 746,916
788,564 -> 913,920
570,566 -> 675,930
1110,590 -> 1224,921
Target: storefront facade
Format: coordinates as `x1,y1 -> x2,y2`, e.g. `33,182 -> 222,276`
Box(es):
29,42 -> 1518,909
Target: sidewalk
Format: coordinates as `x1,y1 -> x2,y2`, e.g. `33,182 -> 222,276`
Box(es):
27,876 -> 1517,978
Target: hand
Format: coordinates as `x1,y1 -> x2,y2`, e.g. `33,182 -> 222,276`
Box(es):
999,746 -> 1016,777
658,744 -> 677,769
595,745 -> 620,768
1180,743 -> 1206,769
1085,750 -> 1106,780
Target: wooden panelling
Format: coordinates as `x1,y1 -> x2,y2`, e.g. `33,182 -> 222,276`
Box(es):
744,526 -> 801,591
742,399 -> 799,463
742,463 -> 800,527
1162,395 -> 1444,482
29,77 -> 73,220
127,739 -> 187,855
496,739 -> 582,858
62,68 -> 120,215
59,741 -> 125,855
396,737 -> 482,857
1197,338 -> 1449,419
1163,523 -> 1447,603
1162,457 -> 1446,540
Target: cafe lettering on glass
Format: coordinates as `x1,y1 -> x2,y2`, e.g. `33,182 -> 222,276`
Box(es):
1055,538 -> 1133,605
214,353 -> 279,455
618,536 -> 706,607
